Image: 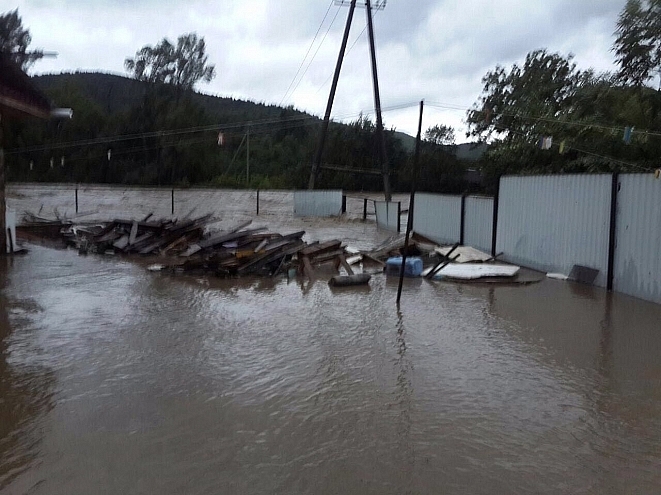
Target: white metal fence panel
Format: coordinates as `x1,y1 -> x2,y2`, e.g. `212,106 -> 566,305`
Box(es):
497,175 -> 612,287
374,201 -> 400,232
413,193 -> 462,244
614,174 -> 661,304
294,190 -> 343,217
464,196 -> 493,253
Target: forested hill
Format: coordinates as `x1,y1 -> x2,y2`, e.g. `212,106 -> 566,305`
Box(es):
33,72 -> 306,124
3,71 -> 480,193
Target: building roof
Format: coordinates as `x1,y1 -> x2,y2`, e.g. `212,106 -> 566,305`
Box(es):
0,53 -> 51,119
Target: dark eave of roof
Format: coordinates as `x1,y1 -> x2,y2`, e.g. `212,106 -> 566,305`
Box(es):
0,53 -> 51,119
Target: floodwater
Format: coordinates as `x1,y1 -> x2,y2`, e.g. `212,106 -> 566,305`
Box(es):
1,185 -> 661,494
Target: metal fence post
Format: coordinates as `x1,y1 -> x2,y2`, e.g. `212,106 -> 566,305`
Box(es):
256,189 -> 260,216
607,172 -> 620,292
363,198 -> 368,220
491,177 -> 501,257
460,194 -> 467,245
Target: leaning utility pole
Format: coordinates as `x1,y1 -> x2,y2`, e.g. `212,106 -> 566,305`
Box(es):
309,0 -> 392,201
308,0 -> 358,190
365,0 -> 391,201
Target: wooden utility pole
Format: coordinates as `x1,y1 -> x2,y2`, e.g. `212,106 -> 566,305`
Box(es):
309,1 -> 391,200
0,112 -> 5,255
365,0 -> 391,201
309,0 -> 358,190
246,125 -> 250,185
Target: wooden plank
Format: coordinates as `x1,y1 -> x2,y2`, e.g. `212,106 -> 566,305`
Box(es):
197,227 -> 266,250
161,235 -> 189,255
129,221 -> 138,245
237,240 -> 305,274
113,235 -> 129,250
299,240 -> 342,257
362,253 -> 386,266
95,229 -> 122,243
227,219 -> 253,234
254,239 -> 268,252
308,249 -> 346,265
139,224 -> 205,255
262,232 -> 306,253
113,219 -> 166,231
338,254 -> 355,276
126,232 -> 153,251
92,223 -> 118,241
302,255 -> 315,281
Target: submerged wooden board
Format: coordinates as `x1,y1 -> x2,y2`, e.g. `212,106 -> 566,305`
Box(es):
428,263 -> 520,280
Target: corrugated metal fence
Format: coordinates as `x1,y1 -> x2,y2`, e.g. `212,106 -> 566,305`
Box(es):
294,190 -> 343,217
374,201 -> 401,232
463,196 -> 493,254
412,173 -> 661,304
614,174 -> 661,304
413,193 -> 462,244
497,175 -> 612,288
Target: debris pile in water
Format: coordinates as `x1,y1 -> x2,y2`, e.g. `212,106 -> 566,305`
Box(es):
19,212 -> 361,279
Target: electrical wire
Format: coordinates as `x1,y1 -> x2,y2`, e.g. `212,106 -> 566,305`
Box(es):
279,0 -> 335,106
7,100 -> 421,157
487,121 -> 656,173
314,7 -> 380,95
284,4 -> 343,103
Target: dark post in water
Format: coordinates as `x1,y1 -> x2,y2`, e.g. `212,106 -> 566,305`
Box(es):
397,101 -> 424,304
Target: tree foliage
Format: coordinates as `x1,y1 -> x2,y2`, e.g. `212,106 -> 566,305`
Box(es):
467,49 -> 584,143
125,33 -> 216,90
467,42 -> 661,178
424,124 -> 455,145
0,9 -> 43,70
614,0 -> 661,86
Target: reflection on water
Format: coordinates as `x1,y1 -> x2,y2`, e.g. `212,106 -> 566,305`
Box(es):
0,186 -> 660,494
0,258 -> 55,491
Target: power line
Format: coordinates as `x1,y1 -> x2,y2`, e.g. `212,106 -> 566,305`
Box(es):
279,1 -> 335,106
314,8 -> 380,96
488,121 -> 656,173
426,101 -> 661,139
284,4 -> 343,103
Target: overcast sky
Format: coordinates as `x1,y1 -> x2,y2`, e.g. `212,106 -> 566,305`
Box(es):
12,0 -> 625,141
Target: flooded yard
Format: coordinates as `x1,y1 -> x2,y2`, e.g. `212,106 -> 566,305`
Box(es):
1,185 -> 660,494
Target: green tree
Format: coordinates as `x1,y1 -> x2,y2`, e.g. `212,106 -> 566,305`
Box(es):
125,33 -> 216,90
0,9 -> 43,70
614,0 -> 661,87
467,49 -> 584,142
424,124 -> 455,145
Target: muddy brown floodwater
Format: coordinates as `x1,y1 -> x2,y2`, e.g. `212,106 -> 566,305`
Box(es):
1,185 -> 661,494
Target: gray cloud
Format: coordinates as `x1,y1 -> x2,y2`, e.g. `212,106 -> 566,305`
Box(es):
12,0 -> 627,138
